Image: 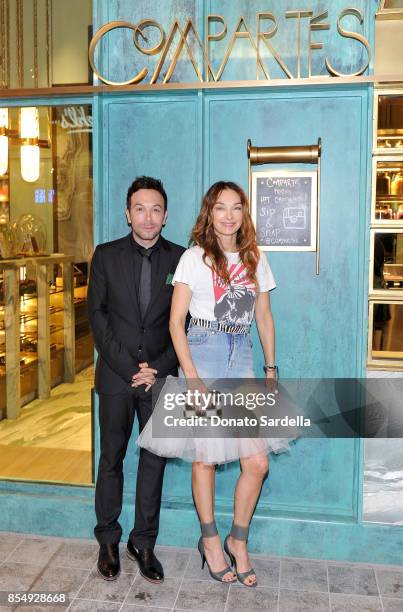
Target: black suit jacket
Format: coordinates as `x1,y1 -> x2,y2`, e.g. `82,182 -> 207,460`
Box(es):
88,233 -> 186,395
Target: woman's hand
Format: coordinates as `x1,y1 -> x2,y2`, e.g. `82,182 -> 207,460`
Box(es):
265,368 -> 278,393
186,376 -> 212,415
255,291 -> 276,382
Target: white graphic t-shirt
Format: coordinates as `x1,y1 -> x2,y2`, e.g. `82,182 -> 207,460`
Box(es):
172,245 -> 276,325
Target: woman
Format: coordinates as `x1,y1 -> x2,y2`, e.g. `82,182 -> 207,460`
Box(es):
137,181 -> 295,586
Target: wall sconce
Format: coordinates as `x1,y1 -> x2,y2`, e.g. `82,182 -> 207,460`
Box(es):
0,108 -> 9,177
0,107 -> 50,183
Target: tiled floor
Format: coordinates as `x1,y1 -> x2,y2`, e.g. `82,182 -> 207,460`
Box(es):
0,531 -> 403,611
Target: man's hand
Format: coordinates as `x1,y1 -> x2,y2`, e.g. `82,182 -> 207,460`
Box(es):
131,362 -> 158,392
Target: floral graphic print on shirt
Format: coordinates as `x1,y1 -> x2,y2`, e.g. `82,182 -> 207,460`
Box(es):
213,262 -> 256,325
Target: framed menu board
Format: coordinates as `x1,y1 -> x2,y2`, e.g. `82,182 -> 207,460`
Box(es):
251,170 -> 318,251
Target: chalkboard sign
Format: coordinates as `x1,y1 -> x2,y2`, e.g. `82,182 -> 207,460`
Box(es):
251,171 -> 317,251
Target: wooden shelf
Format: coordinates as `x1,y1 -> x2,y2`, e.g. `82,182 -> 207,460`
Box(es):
376,195 -> 403,201
0,257 -> 76,419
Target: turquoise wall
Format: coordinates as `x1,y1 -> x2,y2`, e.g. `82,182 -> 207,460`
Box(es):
2,0 -> 403,565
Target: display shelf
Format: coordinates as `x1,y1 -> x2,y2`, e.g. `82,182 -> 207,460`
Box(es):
369,90 -> 403,369
0,255 -> 76,419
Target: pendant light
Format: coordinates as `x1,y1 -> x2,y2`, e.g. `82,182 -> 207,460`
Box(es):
0,108 -> 8,177
20,107 -> 40,183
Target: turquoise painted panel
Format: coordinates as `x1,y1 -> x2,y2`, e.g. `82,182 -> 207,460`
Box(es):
106,94 -> 200,244
1,481 -> 402,565
104,93 -> 201,497
205,89 -> 369,379
201,88 -> 369,521
218,439 -> 359,519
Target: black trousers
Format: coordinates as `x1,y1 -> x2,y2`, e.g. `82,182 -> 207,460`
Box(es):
94,388 -> 167,548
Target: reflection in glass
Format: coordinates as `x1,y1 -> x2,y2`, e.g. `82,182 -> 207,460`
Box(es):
363,370 -> 403,524
1,1 -> 92,89
373,232 -> 403,291
52,105 -> 93,261
364,435 -> 403,525
371,302 -> 403,359
378,96 -> 403,149
375,161 -> 403,221
380,0 -> 403,9
0,104 -> 94,486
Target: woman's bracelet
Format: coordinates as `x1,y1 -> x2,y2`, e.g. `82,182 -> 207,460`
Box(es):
263,364 -> 279,377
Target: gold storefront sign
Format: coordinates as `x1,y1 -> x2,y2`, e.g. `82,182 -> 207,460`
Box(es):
89,9 -> 371,87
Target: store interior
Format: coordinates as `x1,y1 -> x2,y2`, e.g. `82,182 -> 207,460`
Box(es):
370,94 -> 403,367
0,102 -> 94,485
0,1 -> 94,485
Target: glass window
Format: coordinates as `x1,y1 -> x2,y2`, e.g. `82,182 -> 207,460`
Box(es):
373,160 -> 403,222
370,230 -> 403,293
0,0 -> 92,89
377,96 -> 403,151
380,0 -> 403,9
366,89 -> 403,524
369,301 -> 403,363
0,104 -> 94,486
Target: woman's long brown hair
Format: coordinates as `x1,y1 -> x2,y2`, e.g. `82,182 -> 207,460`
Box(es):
190,181 -> 260,285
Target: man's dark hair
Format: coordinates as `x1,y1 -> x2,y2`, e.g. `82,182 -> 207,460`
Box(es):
126,176 -> 167,210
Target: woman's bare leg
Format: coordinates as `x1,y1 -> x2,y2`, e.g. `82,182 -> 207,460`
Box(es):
192,461 -> 235,582
228,453 -> 269,585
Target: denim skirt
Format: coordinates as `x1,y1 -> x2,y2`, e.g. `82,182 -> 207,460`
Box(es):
180,322 -> 255,380
137,323 -> 297,464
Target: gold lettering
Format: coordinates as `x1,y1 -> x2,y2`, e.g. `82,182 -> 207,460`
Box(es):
133,19 -> 166,56
308,11 -> 330,77
325,8 -> 370,77
215,16 -> 267,81
88,8 -> 372,87
88,21 -> 148,86
205,15 -> 227,81
150,19 -> 214,84
286,11 -> 313,78
257,12 -> 293,79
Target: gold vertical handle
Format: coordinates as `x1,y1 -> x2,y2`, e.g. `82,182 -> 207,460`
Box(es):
316,138 -> 321,275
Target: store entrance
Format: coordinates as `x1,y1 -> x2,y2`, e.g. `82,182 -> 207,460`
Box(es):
0,104 -> 94,485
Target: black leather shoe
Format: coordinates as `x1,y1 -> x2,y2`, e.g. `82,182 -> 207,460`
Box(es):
97,543 -> 120,580
127,539 -> 164,583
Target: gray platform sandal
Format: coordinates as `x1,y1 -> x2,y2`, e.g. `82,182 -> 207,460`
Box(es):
224,522 -> 257,587
197,521 -> 236,583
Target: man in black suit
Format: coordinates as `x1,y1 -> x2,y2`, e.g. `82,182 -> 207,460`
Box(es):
88,176 -> 185,582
